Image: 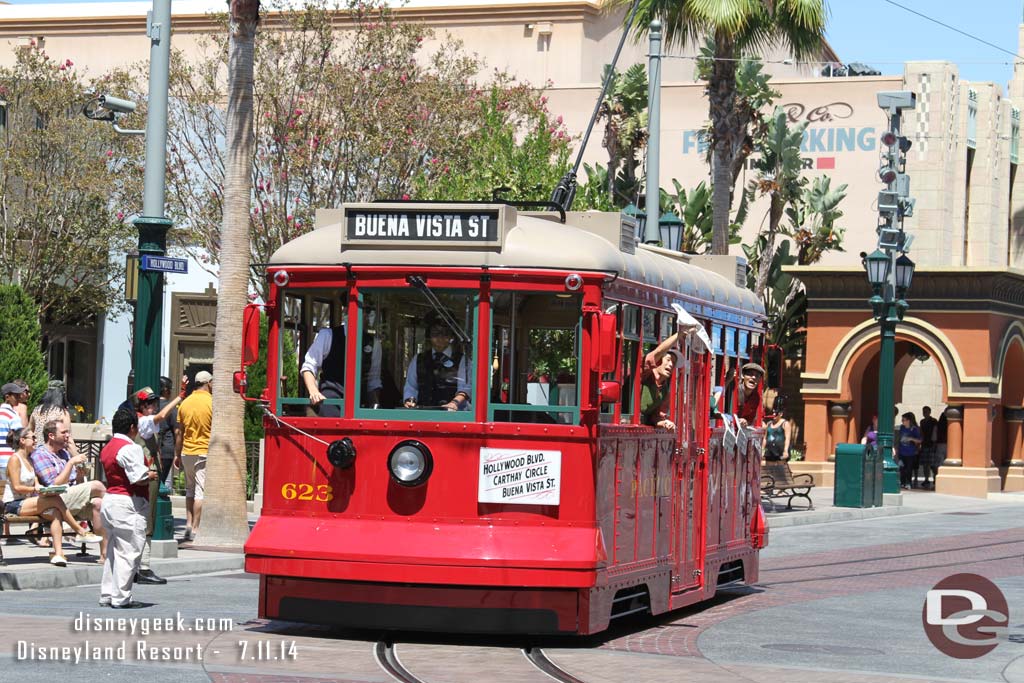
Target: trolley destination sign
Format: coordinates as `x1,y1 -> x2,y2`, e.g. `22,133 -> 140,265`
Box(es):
478,447 -> 561,505
339,203 -> 509,249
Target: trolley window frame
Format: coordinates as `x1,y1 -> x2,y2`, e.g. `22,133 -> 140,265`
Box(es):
485,286 -> 583,425
352,284 -> 481,422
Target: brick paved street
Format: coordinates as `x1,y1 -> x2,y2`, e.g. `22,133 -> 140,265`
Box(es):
1,495 -> 1021,683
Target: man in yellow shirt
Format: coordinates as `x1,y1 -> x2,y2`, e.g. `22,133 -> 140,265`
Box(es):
174,370 -> 213,541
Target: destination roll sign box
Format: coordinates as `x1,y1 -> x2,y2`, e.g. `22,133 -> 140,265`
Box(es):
340,203 -> 510,250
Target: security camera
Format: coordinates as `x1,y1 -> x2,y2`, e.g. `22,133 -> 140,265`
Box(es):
876,91 -> 916,113
98,95 -> 137,115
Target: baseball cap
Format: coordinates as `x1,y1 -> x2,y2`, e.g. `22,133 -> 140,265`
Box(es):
195,370 -> 213,384
1,382 -> 22,397
135,387 -> 157,403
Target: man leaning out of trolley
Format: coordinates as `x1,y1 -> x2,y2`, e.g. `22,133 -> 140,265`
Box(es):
99,408 -> 158,609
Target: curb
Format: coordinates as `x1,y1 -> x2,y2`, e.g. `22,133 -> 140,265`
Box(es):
0,552 -> 244,591
766,504 -> 904,528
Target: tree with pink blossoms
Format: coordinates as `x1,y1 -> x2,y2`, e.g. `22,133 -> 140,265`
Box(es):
0,44 -> 145,323
166,0 -> 572,298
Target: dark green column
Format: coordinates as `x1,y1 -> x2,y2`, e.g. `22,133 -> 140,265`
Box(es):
132,216 -> 173,394
877,312 -> 900,494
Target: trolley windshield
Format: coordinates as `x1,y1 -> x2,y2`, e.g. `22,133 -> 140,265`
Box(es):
275,281 -> 582,425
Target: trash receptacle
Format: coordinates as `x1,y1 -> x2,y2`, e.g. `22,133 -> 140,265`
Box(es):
834,443 -> 883,508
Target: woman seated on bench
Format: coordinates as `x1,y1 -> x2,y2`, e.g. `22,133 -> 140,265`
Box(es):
1,428 -> 91,566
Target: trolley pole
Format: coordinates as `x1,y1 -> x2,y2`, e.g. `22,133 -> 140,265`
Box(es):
644,19 -> 662,244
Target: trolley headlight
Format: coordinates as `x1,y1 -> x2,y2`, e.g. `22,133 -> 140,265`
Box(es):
388,440 -> 433,487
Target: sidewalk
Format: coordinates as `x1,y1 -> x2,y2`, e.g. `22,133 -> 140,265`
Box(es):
765,485 -> 1024,527
0,515 -> 246,591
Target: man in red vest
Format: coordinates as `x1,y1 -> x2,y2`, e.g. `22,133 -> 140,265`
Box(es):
98,407 -> 158,609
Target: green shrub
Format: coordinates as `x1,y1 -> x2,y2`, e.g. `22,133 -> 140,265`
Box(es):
0,285 -> 48,411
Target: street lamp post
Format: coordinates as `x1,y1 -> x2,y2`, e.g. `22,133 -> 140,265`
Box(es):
868,90 -> 917,495
134,0 -> 173,396
865,249 -> 913,492
85,0 -> 175,544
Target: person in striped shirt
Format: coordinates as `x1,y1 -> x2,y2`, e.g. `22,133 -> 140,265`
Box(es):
0,382 -> 24,542
0,383 -> 24,479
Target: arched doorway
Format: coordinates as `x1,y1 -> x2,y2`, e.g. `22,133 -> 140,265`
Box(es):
998,329 -> 1024,491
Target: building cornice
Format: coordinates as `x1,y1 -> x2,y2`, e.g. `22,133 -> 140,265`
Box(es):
786,266 -> 1024,315
0,2 -> 602,37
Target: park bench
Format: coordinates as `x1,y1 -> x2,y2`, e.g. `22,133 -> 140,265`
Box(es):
0,481 -> 87,566
760,461 -> 815,511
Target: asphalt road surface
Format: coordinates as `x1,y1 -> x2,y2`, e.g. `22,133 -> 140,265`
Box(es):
1,502 -> 1022,683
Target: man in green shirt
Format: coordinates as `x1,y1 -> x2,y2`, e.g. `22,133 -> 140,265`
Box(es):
640,350 -> 678,430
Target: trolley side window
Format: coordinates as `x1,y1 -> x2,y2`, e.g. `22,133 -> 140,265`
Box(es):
278,288 -> 344,416
489,291 -> 581,425
619,304 -> 641,423
354,287 -> 478,420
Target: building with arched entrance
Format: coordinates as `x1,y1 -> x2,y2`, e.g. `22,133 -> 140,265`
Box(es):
792,267 -> 1024,498
787,18 -> 1024,498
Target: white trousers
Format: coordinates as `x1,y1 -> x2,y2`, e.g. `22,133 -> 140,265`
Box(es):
100,494 -> 148,607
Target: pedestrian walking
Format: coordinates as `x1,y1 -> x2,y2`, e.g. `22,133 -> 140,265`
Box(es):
919,406 -> 938,489
897,412 -> 922,490
175,370 -> 213,541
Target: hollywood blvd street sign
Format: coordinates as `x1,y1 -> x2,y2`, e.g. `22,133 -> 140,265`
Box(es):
140,255 -> 188,274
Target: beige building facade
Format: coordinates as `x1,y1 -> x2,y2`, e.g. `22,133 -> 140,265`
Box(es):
2,1 -> 1022,495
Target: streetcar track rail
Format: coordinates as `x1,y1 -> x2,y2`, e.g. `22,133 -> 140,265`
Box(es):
524,647 -> 589,683
374,641 -> 428,683
761,537 -> 1024,573
760,552 -> 1021,586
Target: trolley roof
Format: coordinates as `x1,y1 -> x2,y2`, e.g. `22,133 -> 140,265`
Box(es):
270,204 -> 764,320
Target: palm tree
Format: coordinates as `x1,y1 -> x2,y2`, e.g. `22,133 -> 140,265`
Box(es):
201,0 -> 260,549
598,63 -> 648,206
750,108 -> 807,297
605,0 -> 828,255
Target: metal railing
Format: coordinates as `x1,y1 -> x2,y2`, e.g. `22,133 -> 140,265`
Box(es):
75,438 -> 262,501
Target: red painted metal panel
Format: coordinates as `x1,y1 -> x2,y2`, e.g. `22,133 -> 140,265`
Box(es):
247,555 -> 596,587
259,427 -> 593,521
706,431 -> 724,550
614,436 -> 637,563
636,437 -> 656,560
246,515 -> 602,569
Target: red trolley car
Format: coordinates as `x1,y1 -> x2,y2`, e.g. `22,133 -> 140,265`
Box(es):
237,202 -> 768,635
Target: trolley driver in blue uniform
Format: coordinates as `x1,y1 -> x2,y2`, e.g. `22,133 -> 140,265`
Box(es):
403,317 -> 471,411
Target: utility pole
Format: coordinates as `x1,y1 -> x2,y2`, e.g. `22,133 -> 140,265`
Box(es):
644,19 -> 662,244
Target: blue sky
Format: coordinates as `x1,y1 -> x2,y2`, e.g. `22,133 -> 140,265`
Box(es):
6,0 -> 1024,89
826,0 -> 1022,87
